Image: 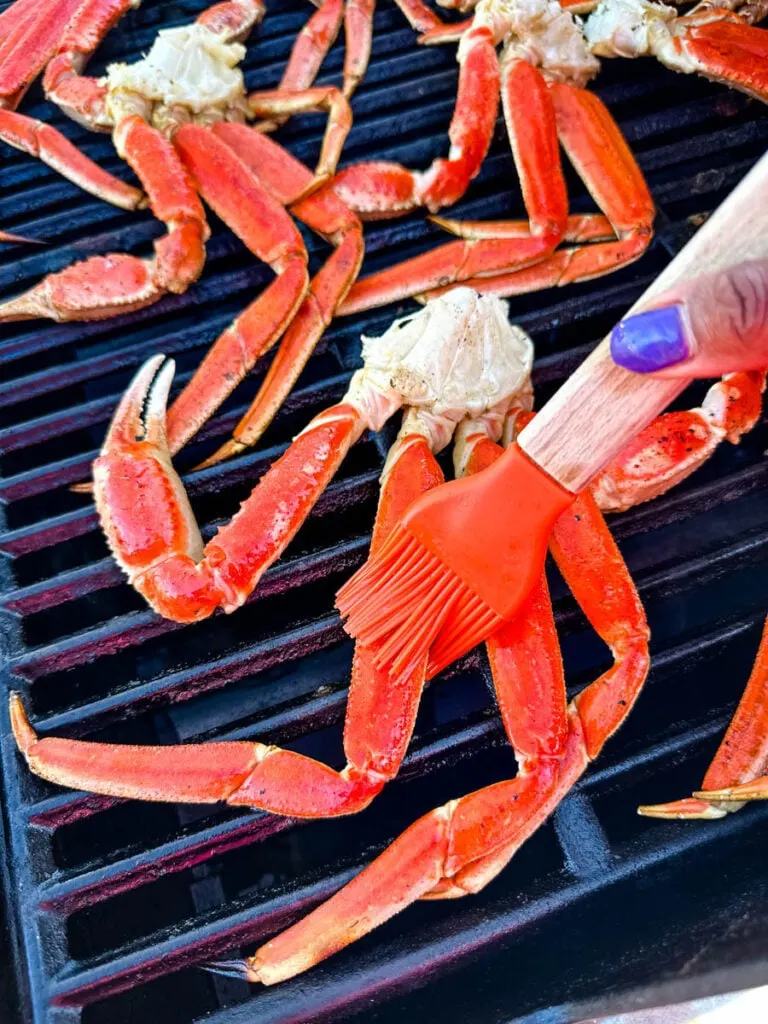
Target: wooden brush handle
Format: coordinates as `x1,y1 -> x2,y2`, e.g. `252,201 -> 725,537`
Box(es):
518,151 -> 768,493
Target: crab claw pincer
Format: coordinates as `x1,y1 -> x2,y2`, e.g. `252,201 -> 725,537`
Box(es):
93,355 -> 232,622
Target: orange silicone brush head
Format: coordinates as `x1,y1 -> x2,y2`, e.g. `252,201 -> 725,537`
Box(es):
336,444 -> 575,680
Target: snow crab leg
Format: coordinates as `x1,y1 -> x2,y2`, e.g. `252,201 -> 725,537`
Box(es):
182,126 -> 364,465
591,367 -> 767,818
339,51 -> 654,313
0,0 -> 147,234
217,415 -> 650,984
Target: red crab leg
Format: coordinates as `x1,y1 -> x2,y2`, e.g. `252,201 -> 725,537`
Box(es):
592,371 -> 766,512
638,616 -> 768,819
391,0 -> 444,34
227,429 -> 648,985
341,0 -> 375,98
416,83 -> 654,305
93,350 -> 398,621
42,0 -> 140,125
331,18 -> 500,217
10,428 -> 442,813
195,125 -> 363,467
0,116 -> 208,322
164,124 -> 309,453
0,108 -> 144,210
196,0 -> 266,41
277,0 -> 343,97
677,16 -> 768,102
338,59 -> 566,312
0,0 -> 83,110
247,86 -> 352,194
341,76 -> 654,314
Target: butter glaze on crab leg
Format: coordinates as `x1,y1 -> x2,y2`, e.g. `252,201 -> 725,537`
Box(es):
210,415 -> 649,986
188,125 -> 363,466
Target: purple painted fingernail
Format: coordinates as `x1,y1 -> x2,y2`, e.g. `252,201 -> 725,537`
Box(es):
610,304 -> 693,373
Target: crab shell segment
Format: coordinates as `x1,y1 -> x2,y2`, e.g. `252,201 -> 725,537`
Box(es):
348,287 -> 534,448
486,0 -> 600,86
105,22 -> 249,126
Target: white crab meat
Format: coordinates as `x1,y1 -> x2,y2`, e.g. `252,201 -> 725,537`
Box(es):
348,288 -> 534,449
474,0 -> 600,87
106,22 -> 247,114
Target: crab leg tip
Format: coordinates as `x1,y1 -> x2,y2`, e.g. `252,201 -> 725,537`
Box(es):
9,693 -> 36,757
193,439 -> 247,472
104,354 -> 168,450
428,215 -> 461,235
0,231 -> 45,245
201,959 -> 258,982
637,797 -> 728,820
70,481 -> 94,495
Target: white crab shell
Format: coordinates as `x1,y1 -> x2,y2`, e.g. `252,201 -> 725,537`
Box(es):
348,288 -> 534,447
474,0 -> 599,87
106,22 -> 247,113
585,0 -> 678,60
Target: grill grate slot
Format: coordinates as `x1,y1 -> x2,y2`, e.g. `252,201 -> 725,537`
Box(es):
1,2 -> 767,1022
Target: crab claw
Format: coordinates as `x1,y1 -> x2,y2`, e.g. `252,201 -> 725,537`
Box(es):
93,356 -> 227,622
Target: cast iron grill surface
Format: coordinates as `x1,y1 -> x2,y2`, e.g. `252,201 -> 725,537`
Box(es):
0,2 -> 767,1021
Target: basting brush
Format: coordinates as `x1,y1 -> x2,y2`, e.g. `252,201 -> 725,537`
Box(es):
337,151 -> 768,681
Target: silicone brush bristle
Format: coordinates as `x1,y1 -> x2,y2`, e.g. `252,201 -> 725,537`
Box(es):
337,528 -> 504,678
336,444 -> 575,680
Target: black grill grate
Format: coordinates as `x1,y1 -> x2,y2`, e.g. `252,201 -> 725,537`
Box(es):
1,2 -> 767,1022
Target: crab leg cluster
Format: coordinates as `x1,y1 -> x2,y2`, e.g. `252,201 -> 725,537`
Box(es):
92,290 -> 531,622
335,0 -> 655,313
11,290 -> 536,810
0,0 -> 146,235
335,0 -> 768,313
10,345 -> 653,988
0,1 -> 367,456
